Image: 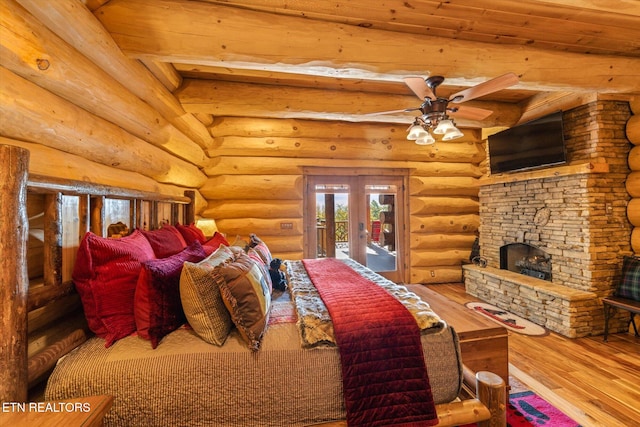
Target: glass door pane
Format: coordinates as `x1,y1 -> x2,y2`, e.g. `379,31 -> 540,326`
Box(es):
305,173 -> 405,283
365,185 -> 397,273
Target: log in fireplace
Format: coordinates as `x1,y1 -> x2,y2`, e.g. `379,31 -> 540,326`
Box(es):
500,243 -> 551,281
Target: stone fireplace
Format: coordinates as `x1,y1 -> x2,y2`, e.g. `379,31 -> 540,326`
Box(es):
463,100 -> 633,338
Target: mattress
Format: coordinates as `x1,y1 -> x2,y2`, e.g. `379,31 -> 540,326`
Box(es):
45,261 -> 463,427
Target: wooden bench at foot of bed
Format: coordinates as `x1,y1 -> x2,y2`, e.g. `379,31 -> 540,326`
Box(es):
407,285 -> 510,387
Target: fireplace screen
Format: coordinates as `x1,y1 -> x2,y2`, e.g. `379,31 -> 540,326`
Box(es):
500,243 -> 551,281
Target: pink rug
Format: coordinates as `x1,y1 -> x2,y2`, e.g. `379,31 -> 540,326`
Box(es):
460,390 -> 580,426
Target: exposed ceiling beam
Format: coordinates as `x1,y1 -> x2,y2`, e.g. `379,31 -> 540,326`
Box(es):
96,0 -> 640,94
176,79 -> 523,126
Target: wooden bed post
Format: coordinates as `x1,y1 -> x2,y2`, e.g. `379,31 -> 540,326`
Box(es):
44,193 -> 63,287
476,371 -> 507,427
0,145 -> 30,402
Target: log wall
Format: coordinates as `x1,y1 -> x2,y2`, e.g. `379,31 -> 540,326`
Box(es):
204,118 -> 485,282
627,97 -> 640,253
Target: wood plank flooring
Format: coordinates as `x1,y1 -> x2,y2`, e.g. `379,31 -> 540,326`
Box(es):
426,283 -> 640,427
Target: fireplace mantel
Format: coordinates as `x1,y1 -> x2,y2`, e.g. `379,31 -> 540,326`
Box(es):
478,161 -> 609,186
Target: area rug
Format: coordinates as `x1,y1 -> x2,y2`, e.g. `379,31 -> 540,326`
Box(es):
465,301 -> 548,336
461,390 -> 581,427
507,391 -> 581,426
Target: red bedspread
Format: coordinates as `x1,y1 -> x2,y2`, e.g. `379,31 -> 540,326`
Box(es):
302,258 -> 438,427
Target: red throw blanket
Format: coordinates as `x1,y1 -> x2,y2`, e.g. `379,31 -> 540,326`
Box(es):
302,258 -> 437,427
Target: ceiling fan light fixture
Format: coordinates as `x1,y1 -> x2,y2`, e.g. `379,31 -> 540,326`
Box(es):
415,133 -> 436,145
442,127 -> 464,140
433,119 -> 456,135
407,124 -> 428,140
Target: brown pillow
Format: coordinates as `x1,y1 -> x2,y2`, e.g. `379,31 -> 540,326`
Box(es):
217,252 -> 272,351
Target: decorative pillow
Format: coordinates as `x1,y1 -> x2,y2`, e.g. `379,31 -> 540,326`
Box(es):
135,241 -> 207,348
248,233 -> 273,265
179,245 -> 235,345
617,256 -> 640,301
175,223 -> 207,245
217,252 -> 272,351
140,225 -> 187,258
247,248 -> 273,293
73,230 -> 156,347
203,232 -> 230,256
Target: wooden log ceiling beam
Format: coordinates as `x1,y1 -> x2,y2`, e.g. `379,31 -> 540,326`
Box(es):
94,0 -> 639,94
197,0 -> 640,56
177,79 -> 522,127
14,0 -> 213,149
0,0 -> 209,165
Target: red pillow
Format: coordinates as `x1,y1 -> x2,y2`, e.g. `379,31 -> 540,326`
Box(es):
202,232 -> 230,256
140,225 -> 187,258
175,223 -> 207,245
135,241 -> 206,348
73,230 -> 156,347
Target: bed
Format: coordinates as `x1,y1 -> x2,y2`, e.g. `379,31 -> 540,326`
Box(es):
45,255 -> 463,427
2,168 -> 505,427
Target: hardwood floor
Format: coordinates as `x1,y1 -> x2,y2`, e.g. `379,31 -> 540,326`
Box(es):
426,283 -> 640,427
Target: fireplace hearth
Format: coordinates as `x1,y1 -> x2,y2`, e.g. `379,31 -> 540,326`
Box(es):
500,243 -> 551,281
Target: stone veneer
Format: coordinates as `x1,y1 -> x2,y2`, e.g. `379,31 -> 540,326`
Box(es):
464,100 -> 632,337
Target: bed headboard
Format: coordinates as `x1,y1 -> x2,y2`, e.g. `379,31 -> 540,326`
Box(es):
0,145 -> 196,402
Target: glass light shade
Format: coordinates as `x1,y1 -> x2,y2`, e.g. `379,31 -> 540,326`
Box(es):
407,124 -> 428,140
415,133 -> 436,145
442,127 -> 464,140
433,119 -> 456,135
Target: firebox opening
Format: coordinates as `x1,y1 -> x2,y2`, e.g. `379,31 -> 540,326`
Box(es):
500,243 -> 551,281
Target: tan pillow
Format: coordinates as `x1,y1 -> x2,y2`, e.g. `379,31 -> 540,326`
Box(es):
179,245 -> 235,345
217,252 -> 272,351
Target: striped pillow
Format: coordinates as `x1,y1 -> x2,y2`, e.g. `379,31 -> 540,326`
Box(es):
179,245 -> 235,345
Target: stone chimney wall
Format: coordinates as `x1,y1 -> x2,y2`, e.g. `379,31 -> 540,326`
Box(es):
466,100 -> 632,337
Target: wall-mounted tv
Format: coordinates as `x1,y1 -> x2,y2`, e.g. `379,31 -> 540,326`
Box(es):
488,110 -> 567,174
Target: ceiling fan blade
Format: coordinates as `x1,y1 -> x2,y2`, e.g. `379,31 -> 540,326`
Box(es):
403,77 -> 436,100
363,107 -> 420,116
449,72 -> 519,103
450,105 -> 494,120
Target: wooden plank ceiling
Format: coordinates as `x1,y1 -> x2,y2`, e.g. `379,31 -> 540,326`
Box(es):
90,0 -> 640,130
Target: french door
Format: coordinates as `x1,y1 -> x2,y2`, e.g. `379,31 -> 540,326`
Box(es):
304,171 -> 407,283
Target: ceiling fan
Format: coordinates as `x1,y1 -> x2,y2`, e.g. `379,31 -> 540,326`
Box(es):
369,72 -> 519,144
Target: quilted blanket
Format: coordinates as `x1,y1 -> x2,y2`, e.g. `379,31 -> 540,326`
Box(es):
302,258 -> 438,427
288,258 -> 443,348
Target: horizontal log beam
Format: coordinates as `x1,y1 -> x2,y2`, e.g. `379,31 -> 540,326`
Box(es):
95,0 -> 640,94
410,197 -> 480,215
16,0 -> 213,149
178,79 -> 521,127
410,233 -> 477,250
209,137 -> 487,164
200,175 -> 302,200
411,214 -> 480,234
0,67 -> 207,188
206,156 -> 485,178
210,117 -> 411,139
0,1 -> 208,166
410,177 -> 481,197
203,200 -> 302,219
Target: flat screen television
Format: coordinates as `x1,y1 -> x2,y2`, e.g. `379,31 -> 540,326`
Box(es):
488,111 -> 567,174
